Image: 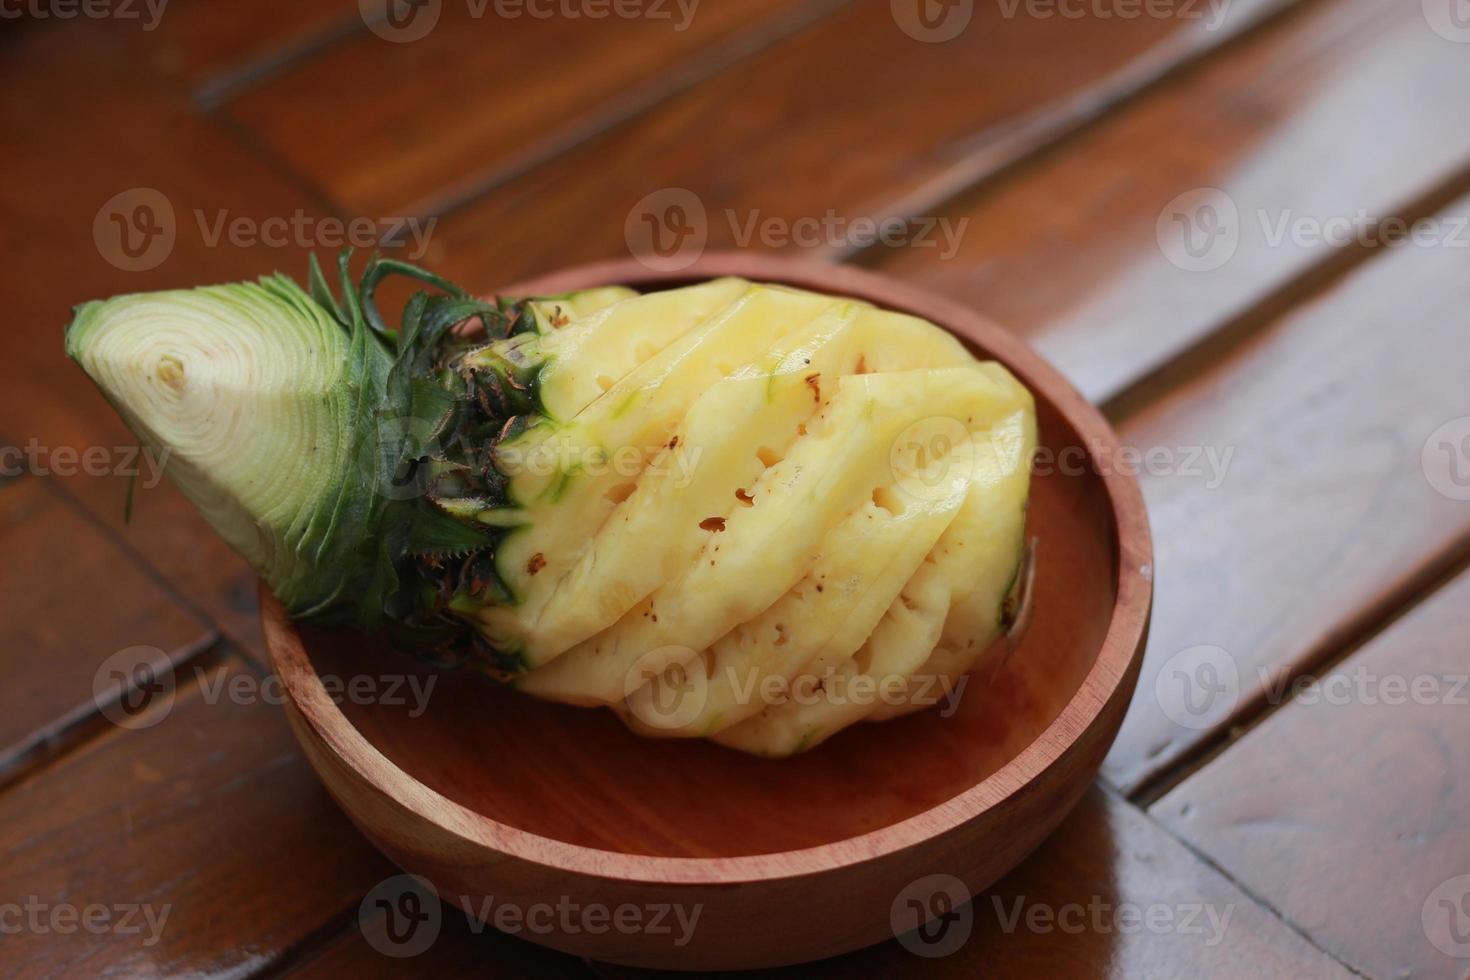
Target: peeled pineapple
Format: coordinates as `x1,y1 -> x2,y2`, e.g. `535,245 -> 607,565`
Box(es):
66,255 -> 1035,755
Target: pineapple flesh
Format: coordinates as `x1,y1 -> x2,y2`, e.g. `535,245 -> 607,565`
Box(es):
65,257 -> 1035,756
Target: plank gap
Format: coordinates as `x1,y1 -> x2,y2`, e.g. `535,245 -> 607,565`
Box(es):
1127,526 -> 1470,808
844,0 -> 1313,265
208,106 -> 350,220
193,11 -> 371,111
0,634 -> 227,794
245,902 -> 363,979
1102,156 -> 1470,425
34,454 -> 241,651
1112,782 -> 1376,980
412,0 -> 856,223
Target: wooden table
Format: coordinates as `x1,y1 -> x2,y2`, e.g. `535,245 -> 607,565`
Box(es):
3,1 -> 1468,976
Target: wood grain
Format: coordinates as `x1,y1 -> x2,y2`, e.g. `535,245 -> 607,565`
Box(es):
0,15 -> 367,663
225,0 -> 841,218
0,655 -> 426,978
0,477 -> 214,782
410,0 -> 1291,290
870,0 -> 1470,403
601,788 -> 1352,978
1154,568 -> 1470,980
8,3 -> 1470,976
284,910 -> 590,979
1099,191 -> 1470,793
147,0 -> 362,93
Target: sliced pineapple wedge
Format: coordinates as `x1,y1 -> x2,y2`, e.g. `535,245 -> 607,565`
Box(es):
866,405 -> 1034,722
712,560 -> 952,756
710,406 -> 1033,752
518,363 -> 1031,706
488,299 -> 981,664
528,278 -> 745,423
639,398 -> 1034,751
476,284 -> 844,662
622,480 -> 964,739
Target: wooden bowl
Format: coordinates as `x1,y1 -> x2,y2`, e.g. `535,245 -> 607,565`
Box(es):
261,253 -> 1152,970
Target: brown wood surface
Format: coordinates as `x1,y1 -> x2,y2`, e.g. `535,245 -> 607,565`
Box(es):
1153,567 -> 1470,980
869,0 -> 1470,403
4,0 -> 1469,975
604,788 -> 1353,980
225,0 -> 844,217
1102,191 -> 1470,794
283,909 -> 589,979
419,0 -> 1292,289
0,656 -> 409,977
0,478 -> 214,783
148,0 -> 362,92
0,13 -> 378,663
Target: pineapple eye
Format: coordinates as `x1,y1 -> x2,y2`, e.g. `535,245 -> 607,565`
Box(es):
871,487 -> 906,516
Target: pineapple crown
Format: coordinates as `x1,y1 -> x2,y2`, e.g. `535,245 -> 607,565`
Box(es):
301,249 -> 544,666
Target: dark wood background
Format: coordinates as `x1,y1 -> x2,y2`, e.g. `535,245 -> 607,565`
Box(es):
3,0 -> 1469,976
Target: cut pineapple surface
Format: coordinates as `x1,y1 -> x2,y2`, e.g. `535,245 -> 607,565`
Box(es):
65,259 -> 1035,756
497,283 -> 1036,752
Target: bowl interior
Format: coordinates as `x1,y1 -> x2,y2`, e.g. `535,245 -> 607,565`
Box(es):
299,400 -> 1118,861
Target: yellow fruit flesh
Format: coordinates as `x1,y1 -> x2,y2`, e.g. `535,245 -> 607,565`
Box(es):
488,300 -> 980,665
715,407 -> 1034,752
475,284 -> 843,662
623,487 -> 962,739
714,560 -> 952,755
460,279 -> 1035,755
529,278 -> 747,423
866,407 -> 1034,722
518,365 -> 1028,704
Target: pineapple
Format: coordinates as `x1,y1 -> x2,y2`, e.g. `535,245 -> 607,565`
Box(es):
65,253 -> 1035,755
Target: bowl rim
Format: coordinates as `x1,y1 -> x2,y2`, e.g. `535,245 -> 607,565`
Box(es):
264,252 -> 1153,886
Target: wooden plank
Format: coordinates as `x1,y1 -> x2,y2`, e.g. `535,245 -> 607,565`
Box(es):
0,653 -> 578,977
600,788 -> 1349,978
148,0 -> 363,93
0,656 -> 394,976
0,477 -> 214,782
1154,568 -> 1470,980
225,0 -> 845,218
1097,192 -> 1470,793
284,910 -> 590,979
411,0 -> 1291,290
0,16 -> 361,663
870,0 -> 1470,402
